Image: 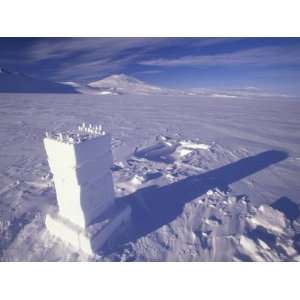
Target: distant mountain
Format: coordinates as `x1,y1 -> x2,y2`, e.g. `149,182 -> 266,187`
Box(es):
85,74 -> 182,96
0,67 -> 78,94
71,74 -> 293,98
2,69 -> 289,98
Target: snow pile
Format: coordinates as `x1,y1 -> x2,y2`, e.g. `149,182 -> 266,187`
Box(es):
247,205 -> 288,235
176,140 -> 211,158
133,137 -> 211,165
236,205 -> 298,261
130,175 -> 145,186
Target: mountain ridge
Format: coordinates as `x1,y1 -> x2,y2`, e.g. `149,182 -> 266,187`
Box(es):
0,68 -> 292,98
0,67 -> 78,94
86,73 -> 168,95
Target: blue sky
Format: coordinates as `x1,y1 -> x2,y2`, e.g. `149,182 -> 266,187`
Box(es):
0,38 -> 299,94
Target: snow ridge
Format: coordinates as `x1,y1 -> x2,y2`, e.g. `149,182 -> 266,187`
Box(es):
0,67 -> 78,94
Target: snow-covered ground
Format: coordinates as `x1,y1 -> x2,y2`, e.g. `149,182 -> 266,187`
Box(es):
0,93 -> 299,261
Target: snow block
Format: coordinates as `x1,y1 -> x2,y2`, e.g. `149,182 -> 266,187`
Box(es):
43,124 -> 131,255
49,151 -> 113,185
44,133 -> 111,167
45,203 -> 131,256
54,173 -> 115,227
43,128 -> 115,228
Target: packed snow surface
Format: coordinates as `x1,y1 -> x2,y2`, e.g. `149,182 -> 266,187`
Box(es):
0,93 -> 300,261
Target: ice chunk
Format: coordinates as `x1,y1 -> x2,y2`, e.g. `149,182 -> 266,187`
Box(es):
248,205 -> 288,235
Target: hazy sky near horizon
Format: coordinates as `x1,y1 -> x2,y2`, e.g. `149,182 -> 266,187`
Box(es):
0,37 -> 300,94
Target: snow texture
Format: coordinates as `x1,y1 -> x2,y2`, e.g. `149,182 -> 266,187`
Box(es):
0,92 -> 299,261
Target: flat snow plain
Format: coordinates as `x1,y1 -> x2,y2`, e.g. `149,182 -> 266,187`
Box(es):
0,93 -> 300,261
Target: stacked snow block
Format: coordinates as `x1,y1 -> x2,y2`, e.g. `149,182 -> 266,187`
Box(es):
44,134 -> 114,227
43,126 -> 131,255
45,203 -> 131,255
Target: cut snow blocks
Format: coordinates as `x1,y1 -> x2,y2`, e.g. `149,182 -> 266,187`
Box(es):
43,124 -> 131,255
46,204 -> 131,256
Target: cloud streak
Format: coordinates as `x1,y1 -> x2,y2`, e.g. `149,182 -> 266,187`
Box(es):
27,38 -> 241,81
29,38 -> 168,62
28,38 -> 235,62
28,38 -> 173,81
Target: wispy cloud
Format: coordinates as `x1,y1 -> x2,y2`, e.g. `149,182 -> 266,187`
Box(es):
139,45 -> 300,67
29,38 -> 168,62
27,38 -> 241,81
28,38 -> 236,63
133,69 -> 163,75
50,52 -> 143,82
27,38 -> 175,81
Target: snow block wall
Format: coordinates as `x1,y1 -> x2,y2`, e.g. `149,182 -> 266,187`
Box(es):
44,124 -> 115,228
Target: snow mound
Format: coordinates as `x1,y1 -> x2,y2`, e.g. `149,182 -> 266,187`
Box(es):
130,174 -> 145,186
177,148 -> 193,157
134,137 -> 211,164
236,205 -> 297,261
134,140 -> 177,163
248,205 -> 288,235
175,140 -> 211,158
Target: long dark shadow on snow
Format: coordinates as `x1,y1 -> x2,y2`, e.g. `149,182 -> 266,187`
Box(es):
108,150 -> 288,253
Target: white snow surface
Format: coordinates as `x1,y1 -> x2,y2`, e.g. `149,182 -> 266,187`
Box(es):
0,93 -> 300,261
